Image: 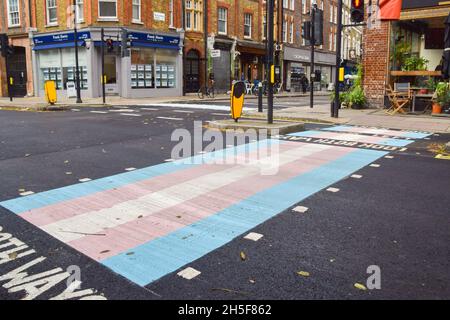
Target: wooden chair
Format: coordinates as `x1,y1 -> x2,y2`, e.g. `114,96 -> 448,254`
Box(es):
385,84 -> 411,115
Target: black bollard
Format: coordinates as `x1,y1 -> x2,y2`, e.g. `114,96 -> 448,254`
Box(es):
258,82 -> 263,113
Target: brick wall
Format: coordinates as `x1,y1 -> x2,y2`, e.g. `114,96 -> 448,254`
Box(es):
362,20 -> 391,107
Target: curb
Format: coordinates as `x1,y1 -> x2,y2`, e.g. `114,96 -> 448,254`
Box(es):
207,119 -> 305,135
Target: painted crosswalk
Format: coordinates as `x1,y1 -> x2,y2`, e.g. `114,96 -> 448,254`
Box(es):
0,125 -> 431,287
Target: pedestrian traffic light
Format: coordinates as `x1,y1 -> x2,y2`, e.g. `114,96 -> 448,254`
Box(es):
106,38 -> 114,53
351,0 -> 365,23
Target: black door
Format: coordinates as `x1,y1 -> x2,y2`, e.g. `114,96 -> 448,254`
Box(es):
8,46 -> 27,97
185,50 -> 200,93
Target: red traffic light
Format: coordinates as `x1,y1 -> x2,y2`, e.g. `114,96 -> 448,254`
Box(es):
352,0 -> 363,8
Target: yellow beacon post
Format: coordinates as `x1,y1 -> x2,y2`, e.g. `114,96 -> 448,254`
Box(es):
230,81 -> 246,122
44,80 -> 57,105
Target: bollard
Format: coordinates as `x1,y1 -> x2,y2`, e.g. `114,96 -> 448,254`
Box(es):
258,82 -> 263,113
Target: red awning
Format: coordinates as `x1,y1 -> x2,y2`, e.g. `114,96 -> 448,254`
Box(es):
378,0 -> 403,20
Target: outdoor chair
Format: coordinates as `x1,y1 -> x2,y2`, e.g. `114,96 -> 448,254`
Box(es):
385,84 -> 412,115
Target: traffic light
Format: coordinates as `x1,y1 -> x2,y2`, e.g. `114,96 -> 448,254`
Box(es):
0,33 -> 9,57
106,38 -> 114,53
351,0 -> 365,23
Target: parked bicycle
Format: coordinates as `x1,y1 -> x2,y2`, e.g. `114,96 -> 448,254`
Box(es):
198,80 -> 215,99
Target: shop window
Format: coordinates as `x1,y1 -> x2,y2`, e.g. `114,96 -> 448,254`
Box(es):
155,49 -> 177,89
131,48 -> 155,89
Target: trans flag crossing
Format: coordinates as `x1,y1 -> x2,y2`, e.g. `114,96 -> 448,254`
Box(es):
0,126 -> 432,286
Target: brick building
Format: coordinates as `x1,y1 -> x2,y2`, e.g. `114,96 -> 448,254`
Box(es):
0,0 -> 35,97
29,0 -> 184,99
363,0 -> 450,107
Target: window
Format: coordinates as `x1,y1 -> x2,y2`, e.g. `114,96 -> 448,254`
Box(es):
302,0 -> 306,14
218,8 -> 227,35
7,0 -> 20,26
46,0 -> 57,25
330,5 -> 333,23
289,22 -> 294,44
76,0 -> 84,23
263,14 -> 267,40
283,0 -> 288,9
283,20 -> 287,43
290,0 -> 295,10
99,0 -> 117,18
244,13 -> 252,38
132,0 -> 141,22
185,0 -> 202,31
169,0 -> 174,27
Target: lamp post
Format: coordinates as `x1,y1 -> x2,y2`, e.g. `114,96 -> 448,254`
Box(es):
73,0 -> 82,103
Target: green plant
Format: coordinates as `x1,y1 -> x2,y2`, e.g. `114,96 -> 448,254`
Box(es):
435,82 -> 450,106
401,56 -> 429,71
347,86 -> 367,106
391,41 -> 411,70
425,78 -> 438,91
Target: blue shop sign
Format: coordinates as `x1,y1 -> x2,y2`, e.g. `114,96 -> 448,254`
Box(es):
128,32 -> 180,50
33,31 -> 90,50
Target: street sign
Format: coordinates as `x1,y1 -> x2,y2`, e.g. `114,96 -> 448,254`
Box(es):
210,49 -> 221,58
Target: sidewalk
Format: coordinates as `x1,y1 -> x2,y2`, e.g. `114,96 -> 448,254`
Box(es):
0,91 -> 330,110
245,104 -> 450,133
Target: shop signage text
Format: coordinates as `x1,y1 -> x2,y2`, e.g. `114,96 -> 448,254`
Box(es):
128,32 -> 180,46
33,32 -> 90,45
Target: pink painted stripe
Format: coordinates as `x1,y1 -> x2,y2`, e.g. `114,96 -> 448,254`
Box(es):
20,142 -> 294,227
336,127 -> 410,137
313,131 -> 388,144
68,145 -> 354,261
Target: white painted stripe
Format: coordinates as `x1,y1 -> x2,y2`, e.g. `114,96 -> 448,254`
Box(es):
140,108 -> 159,111
164,159 -> 175,162
177,267 -> 201,280
326,187 -> 340,193
19,191 -> 35,196
211,113 -> 230,116
110,109 -> 136,113
173,110 -> 194,114
90,111 -> 108,114
71,109 -> 81,112
385,156 -> 394,159
41,143 -> 334,243
120,113 -> 141,117
125,168 -> 136,171
140,103 -> 251,112
156,116 -> 183,121
370,164 -> 380,168
399,148 -> 408,152
79,178 -> 92,183
292,206 -> 309,213
351,174 -> 363,179
244,232 -> 264,242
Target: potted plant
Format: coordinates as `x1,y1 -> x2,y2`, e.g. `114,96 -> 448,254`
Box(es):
423,78 -> 438,94
433,82 -> 450,114
401,56 -> 429,72
347,86 -> 367,109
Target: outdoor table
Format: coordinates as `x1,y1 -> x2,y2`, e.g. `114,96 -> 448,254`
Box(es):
410,87 -> 434,113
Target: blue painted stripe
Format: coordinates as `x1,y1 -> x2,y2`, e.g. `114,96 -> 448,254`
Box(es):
288,130 -> 414,147
0,140 -> 281,214
101,148 -> 387,286
322,125 -> 431,139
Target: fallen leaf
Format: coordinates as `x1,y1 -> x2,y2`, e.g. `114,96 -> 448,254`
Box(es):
8,252 -> 18,260
240,251 -> 247,261
126,252 -> 135,256
138,215 -> 143,219
297,271 -> 310,277
100,250 -> 110,254
176,215 -> 182,219
354,283 -> 367,291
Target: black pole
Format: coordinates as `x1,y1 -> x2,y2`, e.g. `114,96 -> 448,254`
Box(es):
101,28 -> 106,104
333,0 -> 343,118
204,0 -> 208,92
182,0 -> 186,96
258,83 -> 263,112
73,0 -> 82,103
267,0 -> 274,124
5,53 -> 12,101
310,2 -> 316,109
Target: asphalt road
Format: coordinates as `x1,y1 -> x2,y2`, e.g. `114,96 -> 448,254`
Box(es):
0,104 -> 449,300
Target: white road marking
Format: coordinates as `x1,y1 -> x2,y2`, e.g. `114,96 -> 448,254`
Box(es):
177,267 -> 201,280
385,156 -> 394,159
109,109 -> 136,113
140,108 -> 159,111
399,148 -> 408,152
292,206 -> 309,213
370,164 -> 381,168
79,178 -> 92,183
141,103 -> 251,112
327,187 -> 340,193
173,110 -> 194,114
164,159 -> 175,162
90,111 -> 108,114
244,232 -> 264,242
19,191 -> 34,196
211,113 -> 230,116
156,116 -> 183,121
120,113 -> 141,117
351,174 -> 363,179
125,168 -> 136,171
71,109 -> 80,112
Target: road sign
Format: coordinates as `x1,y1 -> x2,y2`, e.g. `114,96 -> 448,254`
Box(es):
210,49 -> 221,58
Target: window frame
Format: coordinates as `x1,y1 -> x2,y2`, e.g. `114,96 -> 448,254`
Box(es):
7,0 -> 21,27
75,0 -> 84,23
46,0 -> 58,26
132,0 -> 141,23
98,0 -> 118,19
244,13 -> 252,39
217,7 -> 228,35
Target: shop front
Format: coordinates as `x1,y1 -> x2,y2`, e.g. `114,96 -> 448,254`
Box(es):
283,46 -> 336,92
31,29 -> 183,99
235,41 -> 266,83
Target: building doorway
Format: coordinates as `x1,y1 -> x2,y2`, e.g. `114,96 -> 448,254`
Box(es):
8,46 -> 27,97
104,54 -> 118,95
185,49 -> 200,93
